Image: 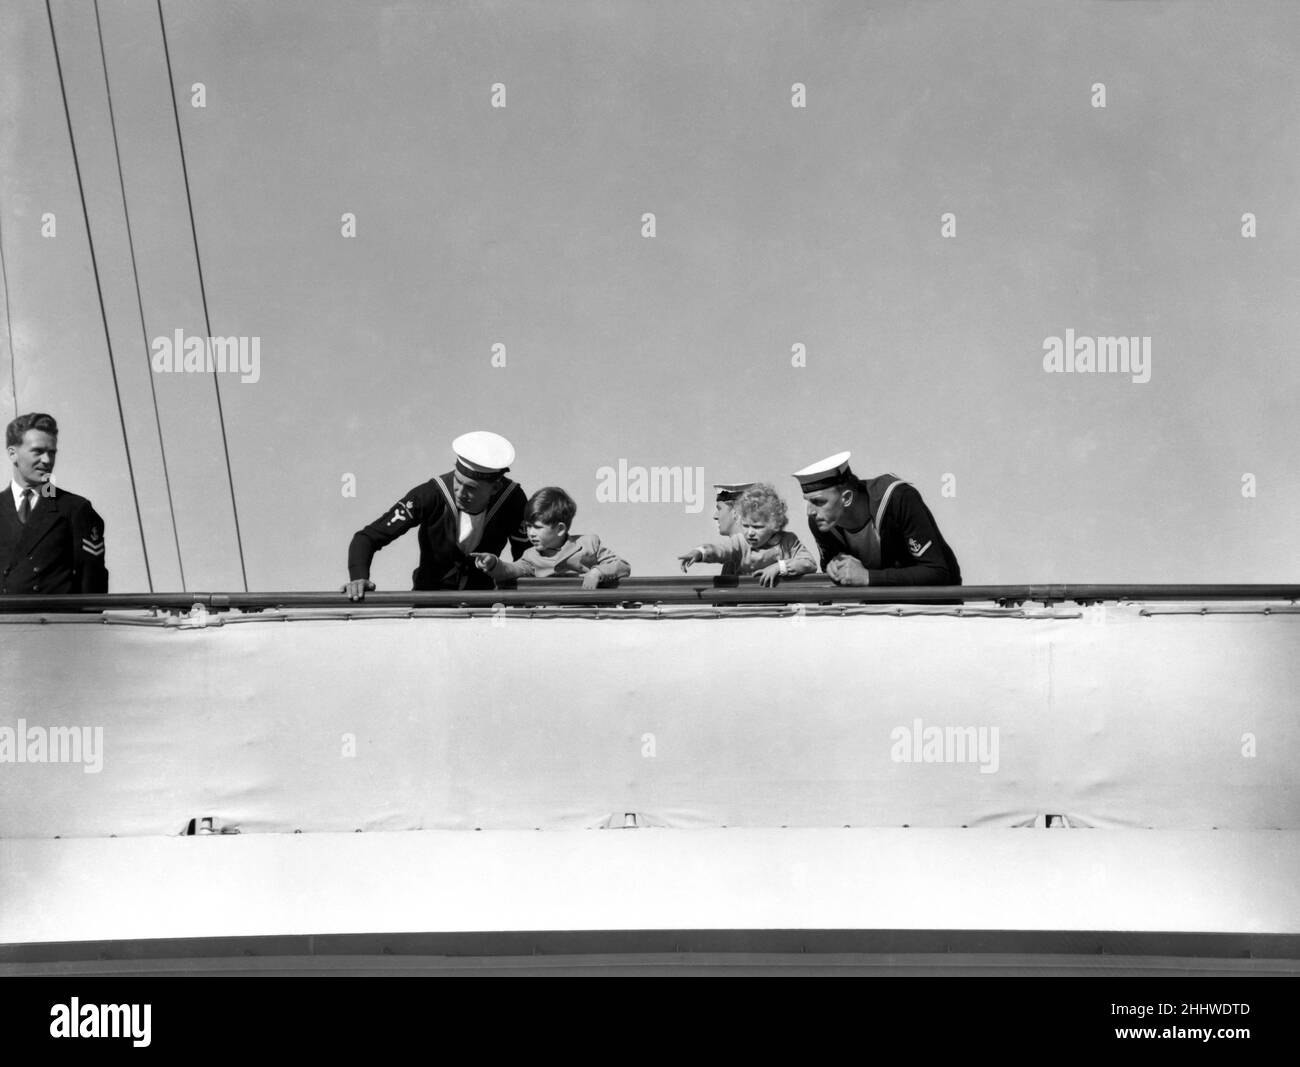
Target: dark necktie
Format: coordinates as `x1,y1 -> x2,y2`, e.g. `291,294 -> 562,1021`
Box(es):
17,489 -> 32,524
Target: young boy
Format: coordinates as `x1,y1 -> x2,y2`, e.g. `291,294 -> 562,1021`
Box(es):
678,482 -> 816,587
472,486 -> 630,589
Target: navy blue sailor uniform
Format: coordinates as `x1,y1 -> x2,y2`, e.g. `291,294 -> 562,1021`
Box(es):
0,486 -> 108,595
348,472 -> 528,591
809,473 -> 961,586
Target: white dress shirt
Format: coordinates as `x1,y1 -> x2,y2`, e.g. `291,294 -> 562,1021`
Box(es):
10,481 -> 40,518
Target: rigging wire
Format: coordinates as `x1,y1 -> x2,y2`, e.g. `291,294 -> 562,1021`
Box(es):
156,0 -> 249,592
93,0 -> 187,590
46,0 -> 154,591
0,212 -> 18,419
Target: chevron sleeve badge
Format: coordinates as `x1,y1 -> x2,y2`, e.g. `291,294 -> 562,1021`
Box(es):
82,527 -> 105,557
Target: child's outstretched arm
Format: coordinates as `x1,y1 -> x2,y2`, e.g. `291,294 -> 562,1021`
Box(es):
471,552 -> 534,583
583,536 -> 631,588
677,537 -> 742,572
677,546 -> 705,571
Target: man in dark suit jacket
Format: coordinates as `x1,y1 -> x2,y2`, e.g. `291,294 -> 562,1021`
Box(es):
1,413 -> 107,596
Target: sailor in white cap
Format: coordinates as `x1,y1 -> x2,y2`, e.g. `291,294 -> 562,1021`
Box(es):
794,451 -> 960,586
344,430 -> 529,598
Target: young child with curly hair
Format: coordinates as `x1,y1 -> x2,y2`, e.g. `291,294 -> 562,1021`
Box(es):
677,482 -> 816,587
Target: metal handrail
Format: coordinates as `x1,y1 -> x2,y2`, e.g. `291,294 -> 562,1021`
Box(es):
0,579 -> 1297,613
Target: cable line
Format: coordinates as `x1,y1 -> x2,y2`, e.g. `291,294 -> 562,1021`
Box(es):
93,0 -> 187,590
46,0 -> 154,591
0,211 -> 18,418
156,0 -> 249,592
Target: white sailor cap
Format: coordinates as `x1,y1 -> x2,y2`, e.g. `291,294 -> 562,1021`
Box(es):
713,481 -> 755,503
452,430 -> 515,482
793,451 -> 854,492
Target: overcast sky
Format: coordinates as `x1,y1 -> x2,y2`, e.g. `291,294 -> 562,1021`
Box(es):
2,0 -> 1297,591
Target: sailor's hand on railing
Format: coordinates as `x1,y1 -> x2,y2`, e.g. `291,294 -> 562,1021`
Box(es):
678,548 -> 704,572
756,562 -> 783,588
826,555 -> 869,586
342,579 -> 376,601
470,553 -> 499,574
581,571 -> 603,590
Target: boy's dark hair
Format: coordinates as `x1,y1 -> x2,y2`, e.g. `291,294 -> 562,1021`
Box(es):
525,486 -> 577,529
6,413 -> 58,448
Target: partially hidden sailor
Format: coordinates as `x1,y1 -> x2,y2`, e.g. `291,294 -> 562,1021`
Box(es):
704,481 -> 754,578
